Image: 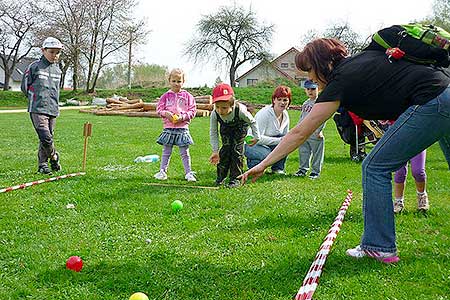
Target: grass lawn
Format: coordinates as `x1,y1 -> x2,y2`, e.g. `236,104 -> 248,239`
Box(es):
0,109 -> 449,300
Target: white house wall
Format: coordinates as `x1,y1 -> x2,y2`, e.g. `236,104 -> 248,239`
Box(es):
0,67 -> 5,84
272,50 -> 299,79
237,65 -> 280,87
0,67 -> 22,91
9,81 -> 21,91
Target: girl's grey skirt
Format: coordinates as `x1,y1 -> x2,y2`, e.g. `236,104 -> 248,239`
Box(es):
157,128 -> 194,147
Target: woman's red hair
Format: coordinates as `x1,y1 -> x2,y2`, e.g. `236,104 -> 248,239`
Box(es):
295,38 -> 348,84
272,85 -> 292,107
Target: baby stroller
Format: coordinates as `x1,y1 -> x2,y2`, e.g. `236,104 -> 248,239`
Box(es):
333,108 -> 388,162
351,114 -> 389,161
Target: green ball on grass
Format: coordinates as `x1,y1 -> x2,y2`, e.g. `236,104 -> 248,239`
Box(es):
171,200 -> 183,212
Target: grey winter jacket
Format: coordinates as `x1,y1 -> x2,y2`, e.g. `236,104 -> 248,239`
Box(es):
21,56 -> 61,117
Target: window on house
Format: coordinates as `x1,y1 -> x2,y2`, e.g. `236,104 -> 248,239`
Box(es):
247,79 -> 258,86
280,63 -> 289,68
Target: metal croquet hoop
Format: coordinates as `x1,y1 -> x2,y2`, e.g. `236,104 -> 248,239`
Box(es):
294,190 -> 353,300
0,172 -> 86,194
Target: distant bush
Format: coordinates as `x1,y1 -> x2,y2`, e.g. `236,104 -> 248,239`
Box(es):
0,85 -> 307,108
254,77 -> 300,89
0,91 -> 28,107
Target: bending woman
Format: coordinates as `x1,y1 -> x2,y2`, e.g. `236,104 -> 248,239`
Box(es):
239,38 -> 450,264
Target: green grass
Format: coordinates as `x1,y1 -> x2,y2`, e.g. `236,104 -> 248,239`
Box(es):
0,110 -> 449,300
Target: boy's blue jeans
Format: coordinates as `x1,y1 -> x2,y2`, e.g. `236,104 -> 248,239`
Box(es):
245,144 -> 287,171
360,86 -> 450,253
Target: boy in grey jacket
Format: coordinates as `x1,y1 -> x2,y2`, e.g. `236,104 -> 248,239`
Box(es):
21,37 -> 63,174
294,80 -> 326,179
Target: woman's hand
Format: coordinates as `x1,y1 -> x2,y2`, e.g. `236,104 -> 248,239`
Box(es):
238,163 -> 266,184
209,152 -> 220,165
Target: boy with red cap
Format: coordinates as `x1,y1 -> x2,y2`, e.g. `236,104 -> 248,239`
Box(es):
209,83 -> 260,187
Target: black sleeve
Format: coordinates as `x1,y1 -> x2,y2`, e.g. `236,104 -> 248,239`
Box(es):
317,80 -> 342,103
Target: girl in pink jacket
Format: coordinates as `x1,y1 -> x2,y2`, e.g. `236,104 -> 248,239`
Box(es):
154,69 -> 197,181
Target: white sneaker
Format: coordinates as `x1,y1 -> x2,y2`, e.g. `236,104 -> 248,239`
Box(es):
154,170 -> 167,180
185,171 -> 197,182
346,245 -> 399,264
393,198 -> 404,214
272,169 -> 286,175
417,192 -> 429,211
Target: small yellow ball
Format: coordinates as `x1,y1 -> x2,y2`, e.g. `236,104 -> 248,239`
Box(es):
129,292 -> 149,300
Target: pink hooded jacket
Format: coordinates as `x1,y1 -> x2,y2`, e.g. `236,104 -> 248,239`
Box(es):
157,90 -> 196,129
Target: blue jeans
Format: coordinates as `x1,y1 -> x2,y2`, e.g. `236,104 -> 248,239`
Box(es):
439,135 -> 450,169
245,144 -> 287,171
360,86 -> 450,253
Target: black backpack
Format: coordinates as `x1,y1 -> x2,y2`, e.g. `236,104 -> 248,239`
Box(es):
365,23 -> 450,67
333,109 -> 356,145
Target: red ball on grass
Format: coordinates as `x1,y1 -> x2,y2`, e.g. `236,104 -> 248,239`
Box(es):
66,255 -> 83,272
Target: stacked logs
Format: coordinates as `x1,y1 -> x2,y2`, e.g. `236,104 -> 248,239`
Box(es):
79,95 -> 303,118
80,95 -> 214,118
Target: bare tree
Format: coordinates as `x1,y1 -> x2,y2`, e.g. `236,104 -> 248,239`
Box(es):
299,29 -> 320,48
82,0 -> 148,93
299,21 -> 366,55
125,21 -> 150,89
185,4 -> 274,87
323,21 -> 367,54
51,0 -> 89,90
0,0 -> 41,90
431,0 -> 450,30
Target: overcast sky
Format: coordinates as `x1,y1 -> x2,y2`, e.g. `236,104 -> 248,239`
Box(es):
134,0 -> 433,87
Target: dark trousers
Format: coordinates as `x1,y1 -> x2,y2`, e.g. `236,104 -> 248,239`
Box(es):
30,113 -> 56,167
217,126 -> 247,182
439,135 -> 450,169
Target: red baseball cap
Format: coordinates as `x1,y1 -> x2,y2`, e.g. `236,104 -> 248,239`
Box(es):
212,83 -> 234,103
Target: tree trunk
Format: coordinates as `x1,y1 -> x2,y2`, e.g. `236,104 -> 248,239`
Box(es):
127,31 -> 132,89
3,71 -> 11,91
72,59 -> 79,91
229,66 -> 236,87
59,61 -> 68,89
88,66 -> 101,93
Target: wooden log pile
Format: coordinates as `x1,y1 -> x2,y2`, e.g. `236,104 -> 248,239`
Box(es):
79,95 -> 302,118
80,95 -> 214,118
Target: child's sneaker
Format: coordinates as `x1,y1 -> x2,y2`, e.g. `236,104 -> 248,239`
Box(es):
215,178 -> 225,186
294,169 -> 307,177
38,165 -> 52,175
272,169 -> 286,175
154,170 -> 167,180
228,180 -> 240,188
417,192 -> 429,211
309,172 -> 320,179
50,152 -> 61,172
393,198 -> 404,214
185,171 -> 197,182
346,245 -> 400,264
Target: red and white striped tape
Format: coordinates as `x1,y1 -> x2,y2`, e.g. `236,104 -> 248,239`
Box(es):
0,172 -> 86,194
294,190 -> 353,300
